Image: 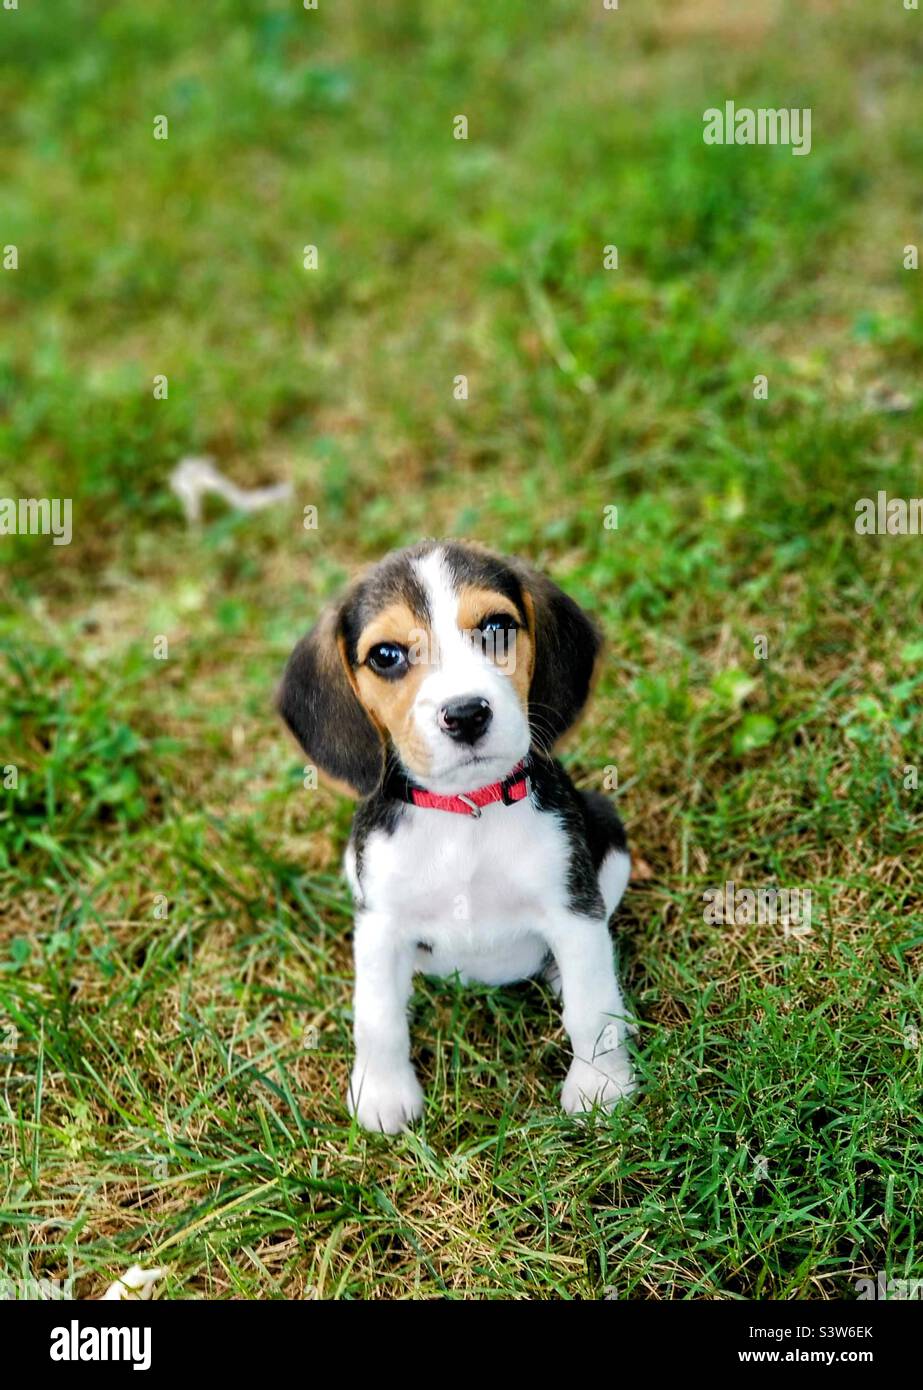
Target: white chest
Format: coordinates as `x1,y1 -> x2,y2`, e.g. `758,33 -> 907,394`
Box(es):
349,799 -> 571,979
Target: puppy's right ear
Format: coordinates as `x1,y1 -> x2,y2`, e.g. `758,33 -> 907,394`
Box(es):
277,601 -> 384,798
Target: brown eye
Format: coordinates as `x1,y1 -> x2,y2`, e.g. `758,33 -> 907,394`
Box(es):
367,642 -> 409,678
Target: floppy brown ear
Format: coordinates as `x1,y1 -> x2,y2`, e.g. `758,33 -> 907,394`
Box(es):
515,563 -> 602,749
277,601 -> 384,798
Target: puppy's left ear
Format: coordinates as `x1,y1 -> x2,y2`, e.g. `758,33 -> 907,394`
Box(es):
514,562 -> 602,748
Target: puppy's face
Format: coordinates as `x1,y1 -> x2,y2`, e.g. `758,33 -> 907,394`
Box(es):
279,541 -> 601,797
345,546 -> 533,793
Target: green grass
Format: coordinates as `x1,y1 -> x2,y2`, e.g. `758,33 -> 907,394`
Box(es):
1,0 -> 921,1299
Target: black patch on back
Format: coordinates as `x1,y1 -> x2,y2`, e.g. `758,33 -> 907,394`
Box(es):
577,789 -> 629,869
530,756 -> 628,918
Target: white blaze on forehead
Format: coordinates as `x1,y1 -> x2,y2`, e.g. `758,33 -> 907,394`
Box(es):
408,547 -> 532,790
412,547 -> 470,668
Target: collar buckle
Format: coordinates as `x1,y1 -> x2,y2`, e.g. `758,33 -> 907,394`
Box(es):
500,762 -> 531,806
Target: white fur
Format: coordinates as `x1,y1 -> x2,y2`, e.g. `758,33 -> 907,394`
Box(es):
347,796 -> 633,1131
599,846 -> 631,920
406,550 -> 532,794
345,552 -> 633,1132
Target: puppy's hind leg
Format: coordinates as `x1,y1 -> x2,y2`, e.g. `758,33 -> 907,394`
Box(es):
579,790 -> 631,918
598,845 -> 631,919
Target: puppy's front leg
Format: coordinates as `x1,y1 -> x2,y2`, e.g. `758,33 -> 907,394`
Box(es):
348,910 -> 423,1134
543,912 -> 635,1115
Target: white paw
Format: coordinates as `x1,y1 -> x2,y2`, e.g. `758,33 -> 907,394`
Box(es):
348,1063 -> 424,1134
561,1049 -> 636,1116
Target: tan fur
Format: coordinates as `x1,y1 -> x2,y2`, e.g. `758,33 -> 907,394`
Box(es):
353,603 -> 434,777
349,587 -> 534,781
354,602 -> 422,664
455,583 -> 534,708
279,541 -> 600,800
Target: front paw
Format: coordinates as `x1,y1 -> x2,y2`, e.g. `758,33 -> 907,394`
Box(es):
561,1049 -> 636,1116
348,1062 -> 424,1134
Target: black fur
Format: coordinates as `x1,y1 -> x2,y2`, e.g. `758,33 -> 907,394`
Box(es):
440,542 -> 529,624
514,564 -> 602,751
578,789 -> 629,869
529,756 -> 626,918
339,550 -> 432,666
277,602 -> 384,796
279,547 -> 438,794
350,789 -> 405,904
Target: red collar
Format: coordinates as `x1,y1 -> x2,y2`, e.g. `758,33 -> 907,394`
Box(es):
385,758 -> 532,819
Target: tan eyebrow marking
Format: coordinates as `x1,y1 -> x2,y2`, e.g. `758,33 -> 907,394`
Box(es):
355,602 -> 427,664
455,583 -> 534,703
454,585 -> 521,633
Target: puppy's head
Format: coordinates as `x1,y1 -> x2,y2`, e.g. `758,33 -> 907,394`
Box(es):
278,541 -> 601,796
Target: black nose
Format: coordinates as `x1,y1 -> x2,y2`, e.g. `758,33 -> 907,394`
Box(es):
438,697 -> 492,745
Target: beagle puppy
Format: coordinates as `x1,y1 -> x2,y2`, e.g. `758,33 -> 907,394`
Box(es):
279,541 -> 634,1133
